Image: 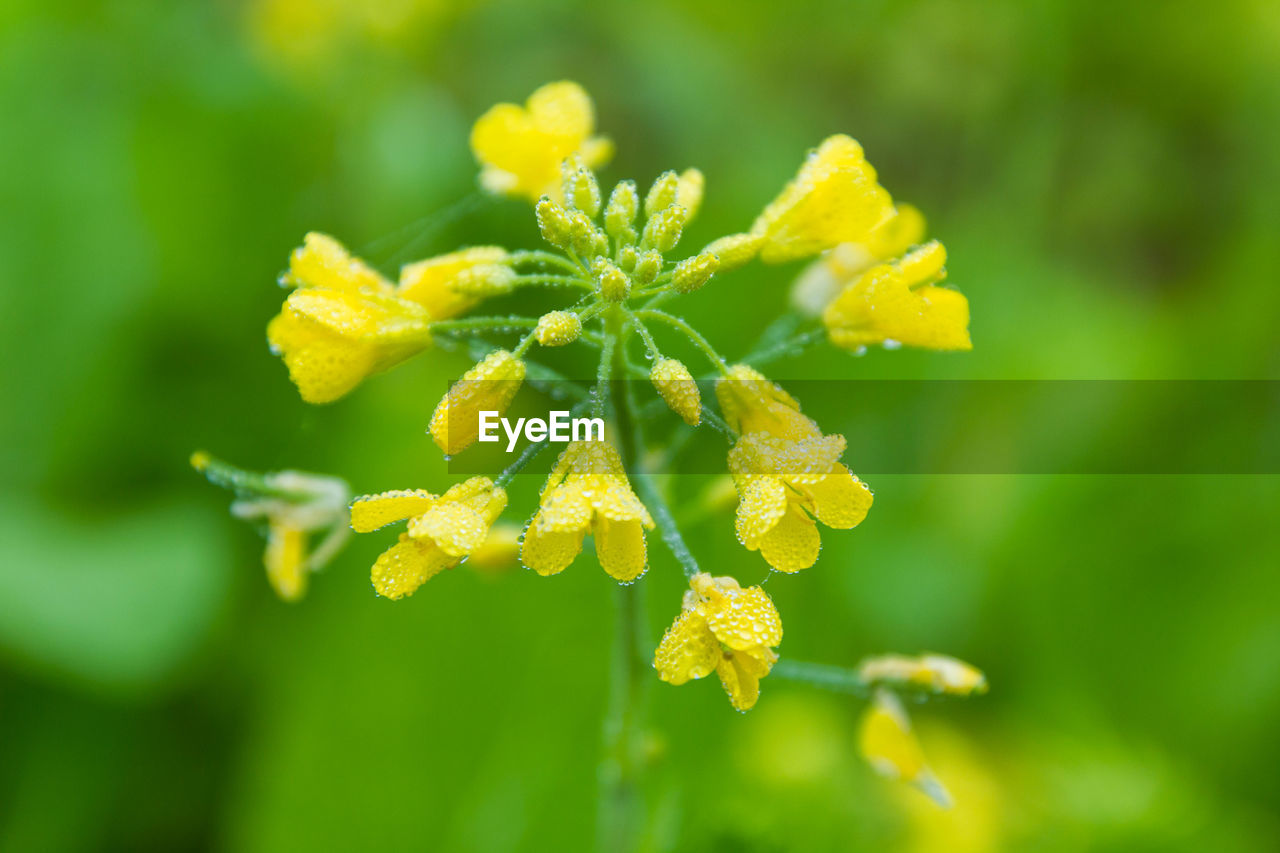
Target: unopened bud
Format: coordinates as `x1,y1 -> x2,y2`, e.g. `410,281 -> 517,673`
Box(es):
536,197 -> 573,251
450,264 -> 516,296
672,251 -> 719,294
650,358 -> 701,425
676,168 -> 704,220
605,180 -> 639,245
703,232 -> 762,272
641,205 -> 686,253
644,170 -> 680,219
534,310 -> 583,346
570,211 -> 603,260
633,250 -> 663,285
561,155 -> 601,217
595,259 -> 631,301
616,245 -> 639,273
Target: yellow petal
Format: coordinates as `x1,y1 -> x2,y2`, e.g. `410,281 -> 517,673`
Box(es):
264,521 -> 307,602
734,476 -> 788,549
267,310 -> 391,404
284,232 -> 393,294
520,512 -> 586,576
371,533 -> 455,599
716,653 -> 764,711
536,480 -> 595,533
716,365 -> 821,440
859,689 -> 951,806
796,464 -> 873,530
397,246 -> 508,320
408,503 -> 491,557
758,505 -> 821,573
594,516 -> 647,582
702,585 -> 783,651
350,489 -> 437,532
467,521 -> 523,572
654,609 -> 720,685
752,135 -> 895,263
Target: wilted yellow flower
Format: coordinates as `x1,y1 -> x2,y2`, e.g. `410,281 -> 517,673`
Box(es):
751,135 -> 895,264
859,654 -> 987,697
521,441 -> 654,581
791,203 -> 926,315
654,573 -> 782,711
860,689 -> 951,807
823,241 -> 971,352
728,431 -> 872,572
351,477 -> 508,599
714,364 -> 821,440
650,358 -> 701,425
470,81 -> 613,202
428,349 -> 526,456
269,233 -> 432,403
193,452 -> 350,602
398,246 -> 511,321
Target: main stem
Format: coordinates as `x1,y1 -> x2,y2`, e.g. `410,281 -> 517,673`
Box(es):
598,307 -> 646,853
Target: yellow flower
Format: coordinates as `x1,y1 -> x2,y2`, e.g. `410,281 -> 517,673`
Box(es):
428,349 -> 526,456
790,203 -> 926,315
654,573 -> 782,711
823,241 -> 971,352
751,135 -> 895,264
860,688 -> 951,807
397,246 -> 512,321
351,477 -> 508,599
470,81 -> 613,202
650,358 -> 701,425
268,233 -> 432,403
859,653 -> 988,697
521,441 -> 654,581
714,364 -> 821,440
728,431 -> 872,573
467,521 -> 523,573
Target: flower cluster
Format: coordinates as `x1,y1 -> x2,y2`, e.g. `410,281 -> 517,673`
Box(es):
200,80 -> 984,805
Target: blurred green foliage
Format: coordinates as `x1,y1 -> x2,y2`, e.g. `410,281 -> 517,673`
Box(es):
2,0 -> 1278,850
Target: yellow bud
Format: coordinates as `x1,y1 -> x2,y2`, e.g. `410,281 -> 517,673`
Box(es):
605,180 -> 639,245
595,259 -> 631,301
449,263 -> 517,296
676,168 -> 705,220
536,196 -> 573,250
429,350 -> 526,456
570,211 -> 604,259
650,358 -> 701,425
633,250 -> 663,285
561,155 -> 601,216
534,310 -> 582,346
616,245 -> 639,273
703,233 -> 763,272
642,205 -> 686,252
672,251 -> 719,294
644,170 -> 680,219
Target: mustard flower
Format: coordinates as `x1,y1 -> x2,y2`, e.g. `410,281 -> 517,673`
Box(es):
351,477 -> 508,599
714,364 -> 822,441
858,653 -> 988,697
728,431 -> 873,573
268,232 -> 432,403
823,241 -> 971,352
860,689 -> 951,807
470,81 -> 613,202
751,135 -> 896,264
654,573 -> 783,711
428,349 -> 526,456
397,246 -> 513,321
521,441 -> 654,582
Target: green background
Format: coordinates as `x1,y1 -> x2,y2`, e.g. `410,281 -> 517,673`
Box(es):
2,0 -> 1278,850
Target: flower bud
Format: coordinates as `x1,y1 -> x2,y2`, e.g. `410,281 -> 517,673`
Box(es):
676,168 -> 704,220
644,170 -> 680,219
605,180 -> 639,245
633,250 -> 663,285
534,310 -> 583,346
570,211 -> 604,260
671,251 -> 719,294
650,358 -> 701,425
429,350 -> 526,456
702,232 -> 763,272
594,259 -> 631,301
616,245 -> 639,273
641,205 -> 686,253
536,196 -> 574,250
449,263 -> 517,296
561,155 -> 601,217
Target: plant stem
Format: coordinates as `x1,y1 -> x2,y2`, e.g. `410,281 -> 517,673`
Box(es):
771,659 -> 871,697
428,315 -> 540,334
632,467 -> 700,580
634,309 -> 730,374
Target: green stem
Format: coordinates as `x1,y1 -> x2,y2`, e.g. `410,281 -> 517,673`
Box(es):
771,660 -> 871,697
632,467 -> 700,580
510,249 -> 581,274
634,309 -> 729,374
428,315 -> 540,334
745,328 -> 827,366
515,273 -> 592,290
